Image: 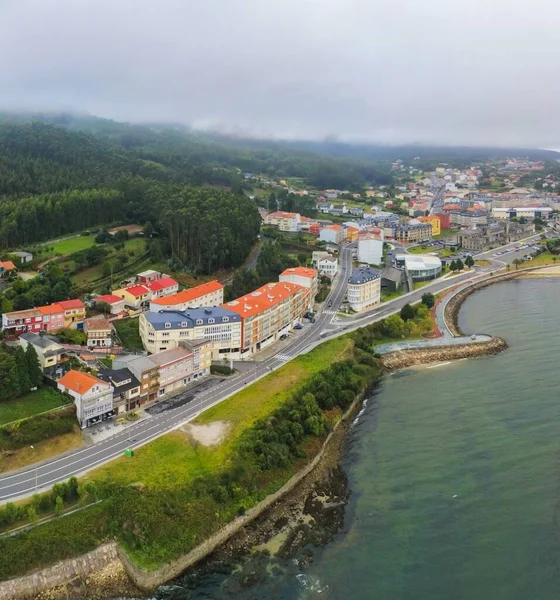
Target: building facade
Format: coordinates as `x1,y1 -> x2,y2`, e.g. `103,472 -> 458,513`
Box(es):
112,355 -> 159,404
19,332 -> 66,371
347,267 -> 381,312
85,318 -> 113,348
279,267 -> 318,310
149,280 -> 224,312
357,228 -> 384,265
57,370 -> 114,428
418,215 -> 441,236
394,223 -> 432,244
264,211 -> 301,232
97,368 -> 141,413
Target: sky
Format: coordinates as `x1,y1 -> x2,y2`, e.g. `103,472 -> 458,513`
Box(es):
1,0 -> 560,148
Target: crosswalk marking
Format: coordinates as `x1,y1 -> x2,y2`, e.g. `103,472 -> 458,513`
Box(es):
274,353 -> 293,362
323,310 -> 337,315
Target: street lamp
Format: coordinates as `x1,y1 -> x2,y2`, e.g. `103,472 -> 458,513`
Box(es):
30,445 -> 38,493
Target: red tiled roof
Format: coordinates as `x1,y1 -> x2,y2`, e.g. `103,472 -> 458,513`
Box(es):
38,303 -> 64,316
95,294 -> 124,305
0,261 -> 16,271
146,276 -> 178,292
280,267 -> 318,279
151,280 -> 223,306
125,285 -> 150,297
58,299 -> 85,310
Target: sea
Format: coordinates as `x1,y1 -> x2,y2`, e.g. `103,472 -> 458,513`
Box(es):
139,278 -> 560,600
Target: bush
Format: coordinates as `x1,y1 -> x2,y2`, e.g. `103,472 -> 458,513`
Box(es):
210,364 -> 234,375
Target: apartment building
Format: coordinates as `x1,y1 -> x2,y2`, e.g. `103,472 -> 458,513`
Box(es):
140,306 -> 242,358
145,345 -> 195,397
357,227 -> 384,265
279,267 -> 318,310
264,211 -> 301,232
57,370 -> 114,428
319,224 -> 346,245
84,318 -> 113,348
393,223 -> 432,244
1,308 -> 44,339
149,280 -> 224,312
97,368 -> 141,413
418,215 -> 441,236
347,267 -> 381,312
112,355 -> 159,404
225,281 -> 305,357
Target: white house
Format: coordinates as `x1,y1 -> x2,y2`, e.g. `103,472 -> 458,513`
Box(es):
57,370 -> 114,428
317,256 -> 338,278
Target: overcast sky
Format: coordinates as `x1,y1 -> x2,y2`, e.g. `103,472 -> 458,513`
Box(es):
1,0 -> 559,147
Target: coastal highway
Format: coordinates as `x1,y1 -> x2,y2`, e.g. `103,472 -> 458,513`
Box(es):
0,248 -> 354,503
0,232 -> 548,502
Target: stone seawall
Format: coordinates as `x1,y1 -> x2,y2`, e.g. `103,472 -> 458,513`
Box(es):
0,543 -> 131,600
380,336 -> 508,370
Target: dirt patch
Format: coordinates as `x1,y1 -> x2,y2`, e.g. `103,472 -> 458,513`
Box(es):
182,421 -> 231,446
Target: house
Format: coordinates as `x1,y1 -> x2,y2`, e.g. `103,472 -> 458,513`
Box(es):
137,270 -> 162,284
97,368 -> 141,413
149,280 -> 223,312
264,211 -> 301,232
11,251 -> 33,264
19,332 -> 66,371
279,267 -> 318,309
37,303 -> 65,332
224,282 -> 305,358
319,224 -> 346,245
0,260 -> 17,278
349,207 -> 364,217
93,294 -> 127,315
84,318 -> 113,348
140,307 -> 242,359
112,284 -> 150,309
57,370 -> 114,428
112,355 -> 159,404
144,276 -> 179,300
1,308 -> 44,339
347,267 -> 381,312
312,250 -> 331,267
317,255 -> 338,278
58,299 -> 86,329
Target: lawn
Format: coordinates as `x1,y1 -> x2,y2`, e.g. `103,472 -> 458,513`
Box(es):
113,317 -> 144,351
381,288 -> 404,302
49,235 -> 97,256
0,387 -> 71,427
518,252 -> 557,268
407,245 -> 438,255
88,335 -> 353,489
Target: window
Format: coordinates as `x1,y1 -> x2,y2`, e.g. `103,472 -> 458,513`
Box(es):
181,321 -> 188,327
196,319 -> 203,325
222,316 -> 229,323
208,318 -> 215,324
165,322 -> 171,329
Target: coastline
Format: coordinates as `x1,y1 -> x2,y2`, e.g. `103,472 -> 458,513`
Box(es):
0,272 -> 516,599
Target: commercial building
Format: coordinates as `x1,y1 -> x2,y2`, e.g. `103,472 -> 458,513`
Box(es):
455,221 -> 534,251
279,267 -> 318,310
149,280 -> 224,312
225,281 -> 305,357
57,370 -> 114,428
394,254 -> 442,281
84,318 -> 113,348
418,215 -> 441,236
19,332 -> 67,371
393,223 -> 432,244
112,355 -> 159,404
357,227 -> 384,265
140,306 -> 242,358
97,368 -> 141,413
264,211 -> 301,232
347,267 -> 381,312
492,206 -> 553,220
448,209 -> 488,228
380,267 -> 403,293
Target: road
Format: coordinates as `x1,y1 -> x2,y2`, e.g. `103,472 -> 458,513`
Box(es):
0,232 -> 548,503
0,248 -> 354,503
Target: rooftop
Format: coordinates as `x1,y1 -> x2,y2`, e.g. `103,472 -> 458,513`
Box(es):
94,294 -> 125,305
145,306 -> 241,330
280,267 -> 318,279
226,282 -> 303,318
58,370 -> 106,394
125,285 -> 150,297
148,345 -> 193,367
151,280 -> 223,307
38,303 -> 64,316
58,299 -> 85,310
145,276 -> 178,292
348,267 -> 381,285
85,318 -> 112,332
20,331 -> 64,350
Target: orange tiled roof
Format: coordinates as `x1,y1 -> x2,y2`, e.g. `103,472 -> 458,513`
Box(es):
280,267 -> 318,279
151,280 -> 223,306
58,299 -> 85,310
38,303 -> 64,316
58,370 -> 105,394
225,282 -> 303,319
0,260 -> 16,271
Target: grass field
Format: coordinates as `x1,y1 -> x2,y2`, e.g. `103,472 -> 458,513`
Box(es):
113,317 -> 144,351
49,236 -> 97,256
0,388 -> 71,427
88,336 -> 353,489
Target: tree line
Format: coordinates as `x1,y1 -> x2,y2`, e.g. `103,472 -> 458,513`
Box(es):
0,343 -> 43,402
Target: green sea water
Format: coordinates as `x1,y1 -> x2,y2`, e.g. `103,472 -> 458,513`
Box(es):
155,278 -> 560,599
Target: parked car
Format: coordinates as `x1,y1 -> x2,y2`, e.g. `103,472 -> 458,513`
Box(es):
294,323 -> 303,330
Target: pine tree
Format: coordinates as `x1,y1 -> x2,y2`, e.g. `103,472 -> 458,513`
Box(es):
25,344 -> 43,387
0,350 -> 19,401
14,346 -> 31,396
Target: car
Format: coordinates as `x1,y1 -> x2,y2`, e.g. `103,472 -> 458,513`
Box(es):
294,323 -> 303,330
279,334 -> 288,340
328,301 -> 332,307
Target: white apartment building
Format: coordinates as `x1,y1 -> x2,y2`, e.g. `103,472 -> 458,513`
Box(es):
347,267 -> 381,312
140,306 -> 242,359
264,211 -> 301,232
357,228 -> 384,265
57,370 -> 114,428
279,267 -> 318,310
